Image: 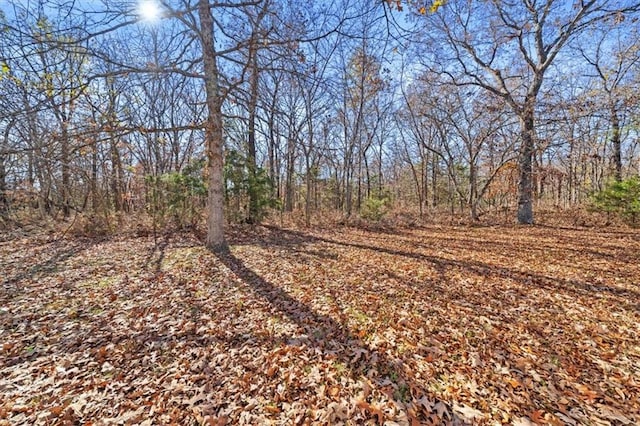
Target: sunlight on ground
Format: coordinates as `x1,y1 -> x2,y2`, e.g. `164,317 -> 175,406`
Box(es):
1,227 -> 638,424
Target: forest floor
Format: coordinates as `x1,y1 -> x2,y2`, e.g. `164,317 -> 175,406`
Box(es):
1,224 -> 639,425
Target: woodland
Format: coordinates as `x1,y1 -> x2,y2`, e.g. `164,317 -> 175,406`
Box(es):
1,0 -> 640,425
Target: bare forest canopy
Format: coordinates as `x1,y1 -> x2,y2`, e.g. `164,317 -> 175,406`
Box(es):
1,0 -> 640,244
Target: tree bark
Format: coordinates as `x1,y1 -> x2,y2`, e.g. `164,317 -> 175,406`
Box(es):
267,86 -> 279,199
517,111 -> 535,224
284,135 -> 295,212
110,139 -> 122,211
199,0 -> 226,251
0,121 -> 14,219
305,156 -> 312,227
611,105 -> 622,182
0,154 -> 7,219
304,118 -> 315,227
247,38 -> 260,223
469,162 -> 479,221
60,122 -> 71,218
91,139 -> 98,213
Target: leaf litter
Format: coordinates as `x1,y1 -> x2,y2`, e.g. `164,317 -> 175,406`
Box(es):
0,225 -> 638,425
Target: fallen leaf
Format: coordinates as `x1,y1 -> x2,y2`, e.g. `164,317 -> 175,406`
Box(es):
453,403 -> 485,421
356,400 -> 385,425
575,384 -> 598,403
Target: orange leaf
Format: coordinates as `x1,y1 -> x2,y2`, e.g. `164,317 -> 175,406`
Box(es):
206,416 -> 227,426
531,409 -> 545,424
266,365 -> 278,377
356,400 -> 385,425
49,406 -> 65,417
264,405 -> 280,414
408,409 -> 421,426
576,384 -> 598,403
506,377 -> 521,388
328,386 -> 340,398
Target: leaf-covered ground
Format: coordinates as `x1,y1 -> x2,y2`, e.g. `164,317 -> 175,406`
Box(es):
1,224 -> 639,425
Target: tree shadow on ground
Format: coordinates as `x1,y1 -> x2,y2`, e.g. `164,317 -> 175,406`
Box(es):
252,226 -> 639,310
214,248 -> 469,425
336,238 -> 640,307
144,234 -> 171,273
401,232 -> 624,261
535,223 -> 640,239
0,239 -> 98,302
221,225 -> 640,422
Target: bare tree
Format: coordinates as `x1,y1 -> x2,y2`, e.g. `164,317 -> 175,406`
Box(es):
422,0 -> 640,223
577,22 -> 640,182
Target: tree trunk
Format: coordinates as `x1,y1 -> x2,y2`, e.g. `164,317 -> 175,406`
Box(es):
305,157 -> 312,227
378,144 -> 383,196
267,86 -> 278,199
611,105 -> 622,182
469,162 -> 479,221
91,140 -> 98,213
1,121 -> 13,219
247,39 -> 259,223
405,148 -> 422,218
199,0 -> 226,251
364,152 -> 371,199
345,163 -> 353,217
333,167 -> 341,210
421,152 -> 428,216
431,155 -> 438,208
356,154 -> 362,211
110,139 -> 122,211
61,123 -> 71,218
517,111 -> 535,224
284,136 -> 295,212
0,154 -> 7,220
304,118 -> 315,227
568,132 -> 576,206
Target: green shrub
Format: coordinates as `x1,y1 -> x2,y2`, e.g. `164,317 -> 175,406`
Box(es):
146,159 -> 206,229
224,149 -> 279,223
360,196 -> 390,221
591,176 -> 640,226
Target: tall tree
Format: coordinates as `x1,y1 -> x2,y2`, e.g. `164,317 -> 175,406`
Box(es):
577,22 -> 640,182
196,0 -> 226,250
422,0 -> 640,223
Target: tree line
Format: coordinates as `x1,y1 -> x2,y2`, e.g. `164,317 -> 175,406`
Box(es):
1,0 -> 639,248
